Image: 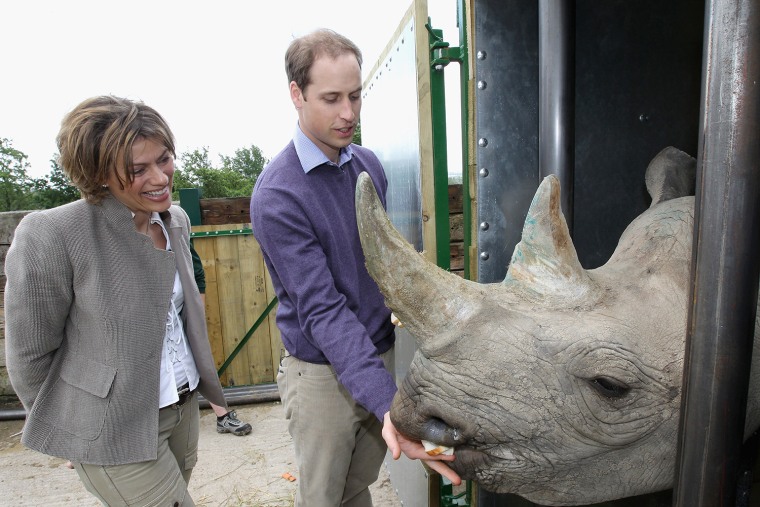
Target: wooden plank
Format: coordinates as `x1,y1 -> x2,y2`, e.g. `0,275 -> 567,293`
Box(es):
414,0 -> 437,265
200,197 -> 251,225
449,213 -> 464,242
238,231 -> 274,384
214,231 -> 252,386
449,184 -> 463,213
449,242 -> 465,271
191,231 -> 227,385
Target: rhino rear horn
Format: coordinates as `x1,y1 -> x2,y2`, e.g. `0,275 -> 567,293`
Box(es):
355,172 -> 478,352
644,146 -> 696,207
503,175 -> 597,301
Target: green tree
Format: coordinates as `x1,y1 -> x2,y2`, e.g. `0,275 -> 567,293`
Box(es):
173,147 -> 213,193
220,145 -> 268,182
174,145 -> 268,200
352,122 -> 362,146
0,138 -> 34,211
28,157 -> 80,209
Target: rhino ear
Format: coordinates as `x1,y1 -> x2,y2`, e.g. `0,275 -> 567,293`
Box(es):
645,146 -> 696,207
503,175 -> 595,300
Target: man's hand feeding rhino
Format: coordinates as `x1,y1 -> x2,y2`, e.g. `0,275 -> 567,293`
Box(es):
354,147 -> 760,506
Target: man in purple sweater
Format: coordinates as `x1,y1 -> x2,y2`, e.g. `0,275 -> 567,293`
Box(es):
250,29 -> 458,506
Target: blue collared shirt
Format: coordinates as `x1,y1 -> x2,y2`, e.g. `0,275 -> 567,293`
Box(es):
293,124 -> 355,173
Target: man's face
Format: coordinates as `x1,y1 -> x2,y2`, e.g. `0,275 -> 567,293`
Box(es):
290,52 -> 362,163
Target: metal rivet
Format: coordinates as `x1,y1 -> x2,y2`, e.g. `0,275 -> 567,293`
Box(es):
477,50 -> 487,60
480,252 -> 490,260
434,64 -> 444,71
477,80 -> 487,90
479,168 -> 489,177
478,138 -> 488,147
480,222 -> 489,231
639,114 -> 650,123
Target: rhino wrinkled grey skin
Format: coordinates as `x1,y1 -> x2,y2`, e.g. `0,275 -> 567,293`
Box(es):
355,147 -> 760,506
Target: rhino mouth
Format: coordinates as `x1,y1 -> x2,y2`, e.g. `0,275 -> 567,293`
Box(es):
420,416 -> 463,447
419,416 -> 500,479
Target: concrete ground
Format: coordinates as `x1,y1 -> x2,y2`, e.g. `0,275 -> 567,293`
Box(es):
0,400 -> 403,507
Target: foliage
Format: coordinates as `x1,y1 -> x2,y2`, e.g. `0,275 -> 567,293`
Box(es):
220,145 -> 267,181
173,145 -> 268,200
352,122 -> 362,146
0,138 -> 35,211
28,158 -> 80,209
0,139 -> 80,211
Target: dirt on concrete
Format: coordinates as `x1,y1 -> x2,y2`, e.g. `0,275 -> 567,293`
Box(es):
0,400 -> 403,507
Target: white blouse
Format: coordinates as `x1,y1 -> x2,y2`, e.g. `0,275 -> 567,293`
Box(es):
149,212 -> 201,408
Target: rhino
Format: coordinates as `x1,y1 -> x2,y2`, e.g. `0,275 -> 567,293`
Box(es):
354,147 -> 760,506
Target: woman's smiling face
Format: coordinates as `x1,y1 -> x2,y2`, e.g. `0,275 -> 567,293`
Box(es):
107,137 -> 174,214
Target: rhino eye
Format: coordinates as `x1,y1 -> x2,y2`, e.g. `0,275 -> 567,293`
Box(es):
589,377 -> 631,398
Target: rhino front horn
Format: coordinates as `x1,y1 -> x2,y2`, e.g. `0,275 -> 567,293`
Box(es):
503,175 -> 597,302
355,172 -> 481,353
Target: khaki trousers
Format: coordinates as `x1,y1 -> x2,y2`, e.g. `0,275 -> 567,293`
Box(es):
278,349 -> 394,507
74,392 -> 199,507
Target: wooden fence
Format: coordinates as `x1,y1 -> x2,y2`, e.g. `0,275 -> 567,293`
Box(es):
191,224 -> 282,387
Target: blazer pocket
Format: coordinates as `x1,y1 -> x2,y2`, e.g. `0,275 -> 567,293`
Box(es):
40,360 -> 117,441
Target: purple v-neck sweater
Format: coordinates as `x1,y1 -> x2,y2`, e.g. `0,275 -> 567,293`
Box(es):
250,141 -> 396,420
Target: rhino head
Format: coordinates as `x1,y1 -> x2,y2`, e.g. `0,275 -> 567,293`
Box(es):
355,147 -> 760,505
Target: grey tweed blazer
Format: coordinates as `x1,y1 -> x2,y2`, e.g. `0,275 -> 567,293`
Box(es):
4,195 -> 227,465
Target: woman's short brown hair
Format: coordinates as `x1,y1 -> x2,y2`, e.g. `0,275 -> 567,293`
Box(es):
56,95 -> 176,203
285,28 -> 363,94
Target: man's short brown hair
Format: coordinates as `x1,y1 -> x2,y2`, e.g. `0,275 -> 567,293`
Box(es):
285,28 -> 363,95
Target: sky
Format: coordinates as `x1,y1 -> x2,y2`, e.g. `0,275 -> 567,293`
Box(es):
1,0 -> 459,178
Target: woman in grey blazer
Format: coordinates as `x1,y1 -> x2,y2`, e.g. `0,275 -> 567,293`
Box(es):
4,96 -> 229,506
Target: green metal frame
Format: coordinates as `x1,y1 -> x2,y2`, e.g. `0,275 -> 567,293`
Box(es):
427,21 -> 454,271
427,2 -> 473,504
426,0 -> 472,279
441,479 -> 473,506
190,228 -> 252,238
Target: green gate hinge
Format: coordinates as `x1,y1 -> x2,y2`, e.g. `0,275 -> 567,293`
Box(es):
426,23 -> 464,68
441,478 -> 472,507
191,228 -> 252,238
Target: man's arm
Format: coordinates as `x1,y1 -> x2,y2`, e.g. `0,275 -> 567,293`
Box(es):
251,185 -> 397,420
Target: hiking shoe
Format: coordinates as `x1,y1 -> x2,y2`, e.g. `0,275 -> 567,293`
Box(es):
217,411 -> 252,436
